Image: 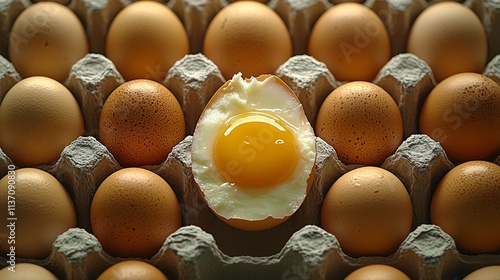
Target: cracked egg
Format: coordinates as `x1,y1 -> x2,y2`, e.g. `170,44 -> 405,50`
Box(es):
191,74 -> 316,231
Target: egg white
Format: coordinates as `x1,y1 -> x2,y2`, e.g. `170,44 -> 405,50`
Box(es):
191,73 -> 316,221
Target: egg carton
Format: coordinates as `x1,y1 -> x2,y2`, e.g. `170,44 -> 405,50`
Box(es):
0,0 -> 499,279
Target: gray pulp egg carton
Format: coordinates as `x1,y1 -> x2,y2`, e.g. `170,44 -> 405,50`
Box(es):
0,0 -> 499,279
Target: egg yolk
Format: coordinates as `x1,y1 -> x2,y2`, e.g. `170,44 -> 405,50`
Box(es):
213,112 -> 299,188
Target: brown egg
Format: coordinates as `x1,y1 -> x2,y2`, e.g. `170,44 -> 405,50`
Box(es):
99,79 -> 186,167
345,264 -> 411,280
97,260 -> 168,280
321,167 -> 413,257
106,1 -> 189,82
0,168 -> 77,259
90,168 -> 181,258
0,263 -> 58,279
203,1 -> 292,79
0,76 -> 84,167
8,2 -> 88,82
315,81 -> 403,166
463,266 -> 500,280
307,2 -> 391,82
430,161 -> 500,255
407,2 -> 487,82
419,73 -> 500,164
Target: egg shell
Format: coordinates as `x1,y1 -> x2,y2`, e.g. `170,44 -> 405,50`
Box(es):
0,0 -> 499,279
430,161 -> 500,255
90,167 -> 182,258
321,167 -> 413,257
463,265 -> 500,280
407,1 -> 488,82
0,168 -> 77,259
105,1 -> 189,82
307,2 -> 392,81
344,264 -> 411,280
99,79 -> 186,167
0,263 -> 58,279
203,1 -> 292,79
0,76 -> 84,167
97,260 -> 168,280
419,72 -> 500,164
8,2 -> 89,82
315,81 -> 404,166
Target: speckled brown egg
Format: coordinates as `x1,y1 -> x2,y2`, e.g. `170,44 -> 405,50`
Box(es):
321,167 -> 413,257
419,73 -> 500,164
0,168 -> 77,259
315,81 -> 403,166
99,79 -> 186,167
430,161 -> 500,255
90,168 -> 181,258
203,1 -> 292,79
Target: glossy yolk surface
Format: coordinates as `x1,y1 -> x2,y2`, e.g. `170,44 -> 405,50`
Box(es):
213,112 -> 298,188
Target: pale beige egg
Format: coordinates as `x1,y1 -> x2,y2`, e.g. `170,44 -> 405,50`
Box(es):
0,76 -> 84,167
8,2 -> 88,82
0,168 -> 77,259
0,263 -> 58,279
407,2 -> 488,82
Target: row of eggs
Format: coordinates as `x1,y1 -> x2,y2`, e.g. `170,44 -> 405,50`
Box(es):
1,69 -> 498,172
1,160 -> 499,279
0,73 -> 499,261
5,261 -> 497,279
5,1 -> 493,84
1,157 -> 500,278
1,0 -> 499,252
